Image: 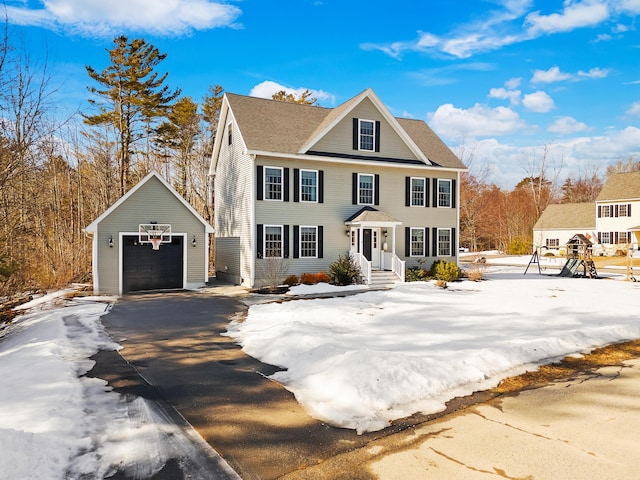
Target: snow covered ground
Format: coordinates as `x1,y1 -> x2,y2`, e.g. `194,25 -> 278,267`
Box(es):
226,264 -> 640,433
2,261 -> 640,477
0,292 -> 227,480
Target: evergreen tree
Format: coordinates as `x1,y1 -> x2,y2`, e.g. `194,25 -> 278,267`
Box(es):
84,36 -> 180,195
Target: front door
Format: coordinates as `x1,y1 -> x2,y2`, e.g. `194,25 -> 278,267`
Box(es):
362,228 -> 381,269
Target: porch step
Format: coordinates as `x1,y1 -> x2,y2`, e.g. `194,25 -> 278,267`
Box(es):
368,270 -> 401,289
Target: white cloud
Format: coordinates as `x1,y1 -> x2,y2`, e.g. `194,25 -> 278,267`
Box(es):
6,0 -> 241,36
577,67 -> 609,79
249,81 -> 334,104
531,65 -> 609,83
525,1 -> 609,35
547,116 -> 590,134
364,0 -> 615,60
523,91 -> 555,112
531,66 -> 572,83
489,87 -> 521,105
429,103 -> 527,140
626,102 -> 640,115
449,127 -> 640,188
505,77 -> 522,89
615,0 -> 640,15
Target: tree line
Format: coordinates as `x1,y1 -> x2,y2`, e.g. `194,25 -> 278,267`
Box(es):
0,27 -> 636,297
459,151 -> 639,254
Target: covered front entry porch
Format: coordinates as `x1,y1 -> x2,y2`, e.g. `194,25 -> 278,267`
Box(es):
345,206 -> 405,284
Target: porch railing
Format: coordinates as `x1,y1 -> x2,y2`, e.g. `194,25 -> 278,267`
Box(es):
390,253 -> 406,282
352,252 -> 371,285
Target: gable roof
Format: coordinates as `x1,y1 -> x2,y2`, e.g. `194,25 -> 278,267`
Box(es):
597,171 -> 640,202
210,89 -> 465,173
533,203 -> 595,230
345,206 -> 401,224
84,170 -> 214,233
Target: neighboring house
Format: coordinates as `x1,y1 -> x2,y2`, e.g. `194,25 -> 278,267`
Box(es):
209,88 -> 466,288
595,171 -> 640,254
533,203 -> 596,254
84,171 -> 214,295
533,171 -> 640,256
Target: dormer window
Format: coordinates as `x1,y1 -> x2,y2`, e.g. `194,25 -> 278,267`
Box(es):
359,119 -> 375,151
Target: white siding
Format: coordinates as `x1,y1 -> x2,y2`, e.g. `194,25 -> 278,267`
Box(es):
214,120 -> 255,286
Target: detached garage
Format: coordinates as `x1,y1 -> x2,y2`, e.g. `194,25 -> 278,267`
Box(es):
84,171 -> 214,295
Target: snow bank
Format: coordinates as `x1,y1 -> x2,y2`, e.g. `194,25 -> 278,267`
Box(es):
226,270 -> 640,433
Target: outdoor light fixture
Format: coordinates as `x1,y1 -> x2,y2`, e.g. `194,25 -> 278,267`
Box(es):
383,229 -> 388,238
108,235 -> 114,248
192,236 -> 197,247
345,229 -> 350,237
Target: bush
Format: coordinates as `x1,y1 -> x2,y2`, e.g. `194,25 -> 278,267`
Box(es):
329,255 -> 361,286
315,271 -> 330,283
283,275 -> 299,286
300,272 -> 316,285
507,237 -> 531,255
430,259 -> 461,282
465,264 -> 485,282
405,267 -> 430,282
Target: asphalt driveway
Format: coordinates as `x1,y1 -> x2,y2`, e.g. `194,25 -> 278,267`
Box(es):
96,285 -> 418,480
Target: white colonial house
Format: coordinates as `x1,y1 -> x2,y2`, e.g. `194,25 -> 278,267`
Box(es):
534,171 -> 640,256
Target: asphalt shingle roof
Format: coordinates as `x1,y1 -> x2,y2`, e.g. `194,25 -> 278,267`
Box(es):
225,92 -> 465,170
533,202 -> 596,230
597,171 -> 640,201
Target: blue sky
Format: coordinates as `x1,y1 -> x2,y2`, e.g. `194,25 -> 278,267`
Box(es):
6,0 -> 640,188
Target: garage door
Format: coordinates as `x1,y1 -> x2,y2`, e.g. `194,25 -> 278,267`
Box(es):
122,235 -> 183,292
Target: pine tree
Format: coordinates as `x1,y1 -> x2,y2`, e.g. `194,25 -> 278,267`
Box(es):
84,36 -> 180,195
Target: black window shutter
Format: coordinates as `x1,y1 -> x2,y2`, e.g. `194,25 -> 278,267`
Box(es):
374,120 -> 381,152
293,226 -> 299,258
405,227 -> 410,257
424,228 -> 430,257
374,174 -> 380,205
284,225 -> 290,258
451,228 -> 456,256
283,168 -> 290,202
598,232 -> 601,243
293,169 -> 300,202
614,231 -> 619,244
318,226 -> 324,258
432,178 -> 438,207
256,166 -> 263,200
257,224 -> 263,258
432,227 -> 438,256
629,204 -> 632,216
615,204 -> 619,217
597,205 -> 601,217
319,170 -> 324,203
352,173 -> 358,204
451,179 -> 457,208
405,177 -> 411,206
352,118 -> 359,150
425,178 -> 430,207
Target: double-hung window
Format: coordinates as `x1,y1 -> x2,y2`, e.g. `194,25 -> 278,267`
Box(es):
619,204 -> 629,217
265,167 -> 283,200
264,225 -> 283,258
438,179 -> 452,207
546,238 -> 559,248
358,174 -> 374,205
437,228 -> 452,256
300,169 -> 317,202
359,119 -> 375,151
411,178 -> 425,206
410,228 -> 425,257
300,226 -> 317,258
